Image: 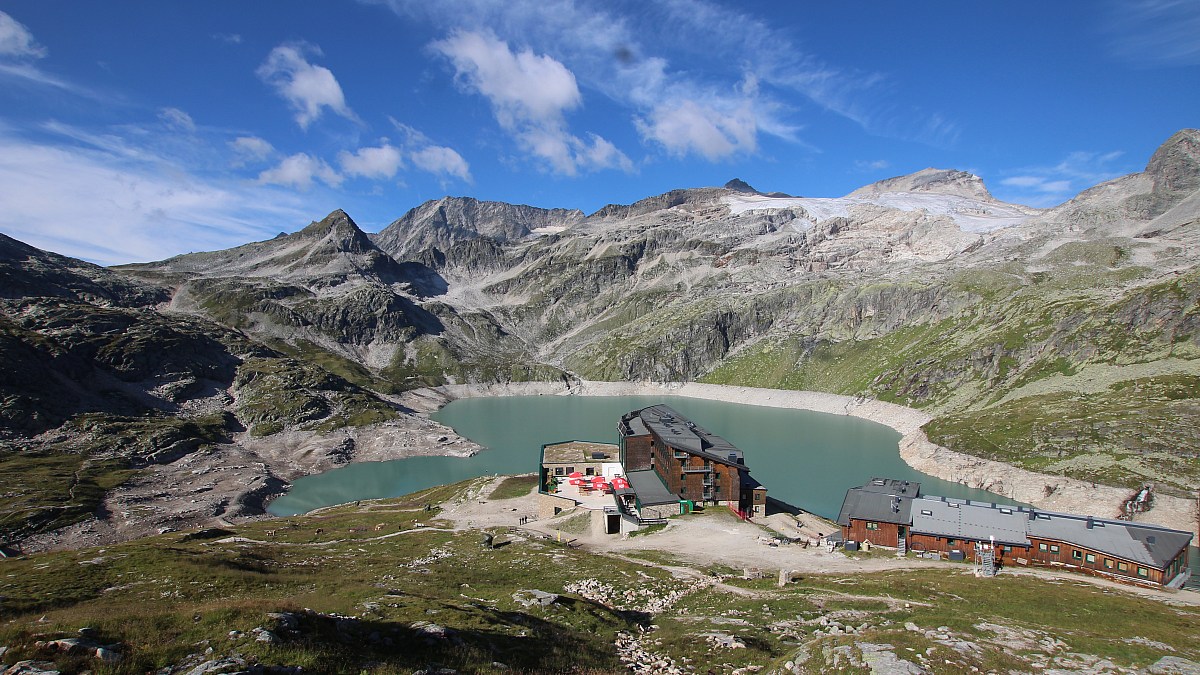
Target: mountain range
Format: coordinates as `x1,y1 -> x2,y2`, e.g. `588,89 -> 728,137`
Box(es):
2,128 -> 1198,544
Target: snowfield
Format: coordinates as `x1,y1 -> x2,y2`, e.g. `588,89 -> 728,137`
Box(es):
723,192 -> 1036,233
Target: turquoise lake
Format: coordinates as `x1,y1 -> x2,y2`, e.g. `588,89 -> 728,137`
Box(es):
267,395 -> 1023,519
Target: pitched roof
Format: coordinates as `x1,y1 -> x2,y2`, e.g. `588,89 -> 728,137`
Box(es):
633,405 -> 746,468
837,487 -> 916,526
910,497 -> 1031,547
1027,510 -> 1193,570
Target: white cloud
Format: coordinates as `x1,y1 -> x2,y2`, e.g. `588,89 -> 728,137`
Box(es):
0,126 -> 320,265
213,33 -> 243,45
158,107 -> 196,133
409,145 -> 472,182
257,153 -> 343,190
0,10 -> 46,59
257,43 -> 358,129
636,99 -> 756,161
229,136 -> 274,166
431,30 -> 630,175
373,0 -> 947,153
338,143 -> 404,179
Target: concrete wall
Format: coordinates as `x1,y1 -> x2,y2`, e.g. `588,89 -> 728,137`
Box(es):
537,492 -> 578,519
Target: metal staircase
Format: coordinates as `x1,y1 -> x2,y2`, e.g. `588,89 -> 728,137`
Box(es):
974,542 -> 997,577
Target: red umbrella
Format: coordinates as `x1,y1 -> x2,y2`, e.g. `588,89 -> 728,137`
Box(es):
568,471 -> 584,478
611,477 -> 630,489
569,478 -> 584,486
591,475 -> 607,483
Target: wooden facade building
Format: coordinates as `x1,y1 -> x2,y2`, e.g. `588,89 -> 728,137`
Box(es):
836,478 -> 922,551
839,481 -> 1194,588
618,405 -> 766,518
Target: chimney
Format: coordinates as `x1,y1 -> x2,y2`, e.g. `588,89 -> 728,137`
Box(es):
1086,516 -> 1094,529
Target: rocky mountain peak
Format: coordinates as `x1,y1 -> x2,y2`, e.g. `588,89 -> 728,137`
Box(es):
296,209 -> 374,254
724,178 -> 759,194
849,168 -> 993,201
1145,128 -> 1200,196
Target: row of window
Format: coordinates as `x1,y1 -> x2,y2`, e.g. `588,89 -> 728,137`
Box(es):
1038,542 -> 1149,577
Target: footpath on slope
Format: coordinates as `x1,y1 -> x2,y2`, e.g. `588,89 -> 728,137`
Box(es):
401,380 -> 1199,538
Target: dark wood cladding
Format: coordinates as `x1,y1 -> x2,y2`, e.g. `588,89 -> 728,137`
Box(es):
844,519 -> 901,548
619,406 -> 762,515
621,434 -> 653,472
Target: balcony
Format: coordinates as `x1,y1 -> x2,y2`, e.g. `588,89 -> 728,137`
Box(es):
683,466 -> 712,473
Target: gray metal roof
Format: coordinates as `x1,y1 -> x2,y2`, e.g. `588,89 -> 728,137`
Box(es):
836,487 -> 916,526
905,497 -> 1194,569
634,405 -> 745,468
1027,511 -> 1193,570
625,469 -> 679,506
910,497 -> 1031,547
859,477 -> 921,497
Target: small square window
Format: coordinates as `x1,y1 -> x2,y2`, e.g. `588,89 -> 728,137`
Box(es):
680,474 -> 686,482
947,538 -> 957,546
1085,553 -> 1096,564
1118,562 -> 1129,571
1137,567 -> 1148,578
1104,558 -> 1114,569
1050,545 -> 1060,554
1072,550 -> 1083,561
866,522 -> 879,530
554,467 -> 564,476
754,492 -> 762,501
1039,543 -> 1048,552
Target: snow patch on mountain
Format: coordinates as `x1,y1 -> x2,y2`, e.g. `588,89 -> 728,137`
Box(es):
723,192 -> 1036,233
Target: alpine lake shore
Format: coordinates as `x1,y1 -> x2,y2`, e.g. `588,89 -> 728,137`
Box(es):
3,382 -> 1199,674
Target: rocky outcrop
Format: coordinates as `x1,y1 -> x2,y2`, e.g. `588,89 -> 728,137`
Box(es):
372,196 -> 583,261
849,167 -> 994,201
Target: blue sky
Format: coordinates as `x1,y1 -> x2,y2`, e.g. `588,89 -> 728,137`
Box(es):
0,1 -> 1197,265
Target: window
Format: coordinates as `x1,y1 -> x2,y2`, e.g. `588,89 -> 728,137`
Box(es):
1039,543 -> 1048,552
946,538 -> 957,546
1072,550 -> 1083,561
1085,553 -> 1096,564
1000,508 -> 1013,514
554,467 -> 564,476
1104,559 -> 1114,569
1003,546 -> 1013,552
920,509 -> 933,516
680,473 -> 686,482
754,492 -> 762,501
1050,545 -> 1060,554
1137,567 -> 1148,578
586,467 -> 594,476
1118,562 -> 1129,571
865,522 -> 879,531
567,467 -> 574,475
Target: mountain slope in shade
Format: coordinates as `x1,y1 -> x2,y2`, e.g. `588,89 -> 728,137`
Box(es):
0,232 -> 168,307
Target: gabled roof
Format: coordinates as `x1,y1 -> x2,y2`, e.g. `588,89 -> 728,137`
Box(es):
1027,511 -> 1193,570
837,485 -> 916,526
630,405 -> 746,469
910,497 -> 1031,547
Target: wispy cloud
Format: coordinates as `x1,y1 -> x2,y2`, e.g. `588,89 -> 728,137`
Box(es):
995,150 -> 1130,207
0,10 -> 46,59
855,159 -> 891,172
158,107 -> 196,133
257,43 -> 360,129
367,0 -> 953,159
229,136 -> 275,166
431,30 -> 631,175
212,32 -> 243,45
0,123 -> 321,265
1102,0 -> 1200,66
